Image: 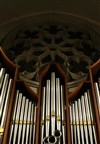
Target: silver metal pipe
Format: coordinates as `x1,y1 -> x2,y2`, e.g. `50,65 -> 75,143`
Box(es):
60,85 -> 65,122
12,93 -> 22,144
61,85 -> 66,144
55,78 -> 62,144
56,78 -> 61,118
87,90 -> 97,144
45,80 -> 50,137
21,99 -> 29,144
41,125 -> 45,144
72,104 -> 77,144
41,87 -> 46,121
77,99 -> 85,144
74,101 -> 81,144
41,87 -> 46,144
84,92 -> 93,144
17,96 -> 26,144
69,105 -> 74,144
45,121 -> 50,141
25,101 -> 32,144
51,72 -> 56,135
81,96 -> 89,144
9,90 -> 19,144
0,79 -> 13,127
32,104 -> 37,144
94,82 -> 100,116
0,68 -> 5,89
0,72 -> 4,135
0,73 -> 9,119
29,103 -> 34,144
62,125 -> 66,144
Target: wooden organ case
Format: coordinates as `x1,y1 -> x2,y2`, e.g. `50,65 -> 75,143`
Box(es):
0,47 -> 100,144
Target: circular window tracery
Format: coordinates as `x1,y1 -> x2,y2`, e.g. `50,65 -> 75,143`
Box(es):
1,23 -> 100,93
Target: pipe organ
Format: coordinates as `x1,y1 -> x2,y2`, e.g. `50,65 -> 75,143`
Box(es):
40,72 -> 66,144
0,47 -> 100,144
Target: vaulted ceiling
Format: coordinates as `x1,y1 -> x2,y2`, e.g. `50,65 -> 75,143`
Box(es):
0,0 -> 100,25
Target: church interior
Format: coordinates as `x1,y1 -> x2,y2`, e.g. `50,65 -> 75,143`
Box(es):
0,1 -> 100,144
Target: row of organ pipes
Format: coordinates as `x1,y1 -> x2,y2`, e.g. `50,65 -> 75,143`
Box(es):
0,64 -> 99,144
0,68 -> 13,144
69,89 -> 98,144
8,90 -> 37,144
40,72 -> 66,144
94,77 -> 100,116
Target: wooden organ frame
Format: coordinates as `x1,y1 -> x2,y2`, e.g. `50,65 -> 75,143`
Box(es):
0,47 -> 100,144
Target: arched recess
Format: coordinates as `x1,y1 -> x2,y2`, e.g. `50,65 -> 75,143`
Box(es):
0,11 -> 100,93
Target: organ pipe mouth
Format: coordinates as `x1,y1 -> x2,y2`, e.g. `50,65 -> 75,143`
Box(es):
48,135 -> 57,144
54,130 -> 62,139
43,136 -> 49,144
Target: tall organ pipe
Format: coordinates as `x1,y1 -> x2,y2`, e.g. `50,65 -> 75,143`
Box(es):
43,80 -> 50,143
17,96 -> 26,144
21,99 -> 29,144
77,99 -> 85,144
69,105 -> 74,144
81,96 -> 89,144
51,72 -> 56,135
41,87 -> 46,144
45,80 -> 50,137
54,78 -> 62,144
12,93 -> 22,144
87,90 -> 97,144
61,85 -> 66,144
8,90 -> 19,144
74,101 -> 81,144
84,92 -> 93,144
32,104 -> 37,144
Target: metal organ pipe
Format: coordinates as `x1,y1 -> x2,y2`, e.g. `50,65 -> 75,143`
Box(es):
51,72 -> 56,136
61,85 -> 66,144
42,72 -> 65,144
41,87 -> 46,144
8,90 -> 19,144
